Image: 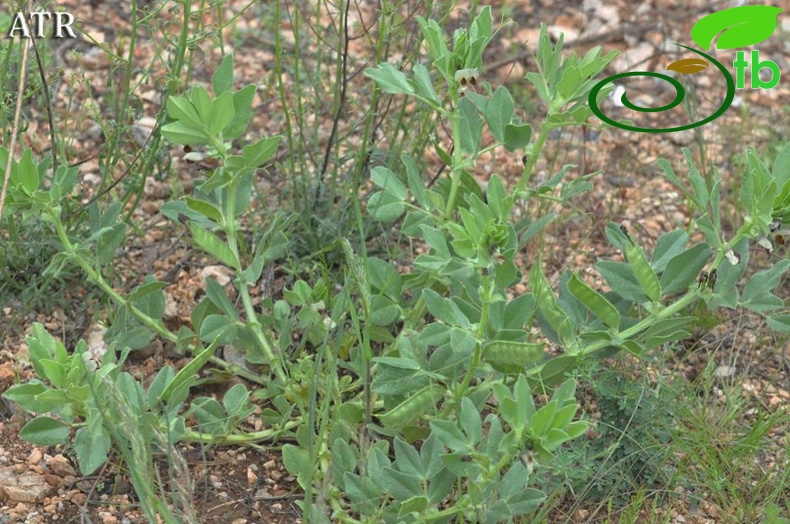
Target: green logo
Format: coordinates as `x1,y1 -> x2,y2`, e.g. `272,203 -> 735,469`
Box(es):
588,5 -> 783,133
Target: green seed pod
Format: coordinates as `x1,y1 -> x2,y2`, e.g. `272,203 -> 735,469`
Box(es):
623,235 -> 660,302
530,261 -> 577,345
568,273 -> 620,329
482,340 -> 546,374
376,384 -> 443,429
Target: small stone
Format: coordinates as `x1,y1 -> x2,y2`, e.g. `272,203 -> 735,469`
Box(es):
713,365 -> 736,378
44,475 -> 61,488
79,47 -> 111,71
0,467 -> 55,503
247,467 -> 258,485
47,455 -> 76,477
27,448 -> 43,466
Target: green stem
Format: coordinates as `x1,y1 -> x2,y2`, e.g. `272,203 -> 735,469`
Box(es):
183,418 -> 301,444
51,213 -> 270,386
566,287 -> 701,358
451,273 -> 492,407
515,124 -> 549,197
222,174 -> 288,384
444,95 -> 464,217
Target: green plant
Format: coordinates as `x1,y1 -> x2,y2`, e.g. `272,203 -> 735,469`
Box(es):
293,7 -> 790,521
3,4 -> 790,522
293,376 -> 585,523
1,53 -> 302,517
666,361 -> 790,522
560,364 -> 675,505
272,0 -> 440,259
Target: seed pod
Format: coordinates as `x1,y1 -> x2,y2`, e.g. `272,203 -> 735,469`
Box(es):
623,234 -> 660,302
376,384 -> 443,429
568,273 -> 620,329
530,262 -> 577,345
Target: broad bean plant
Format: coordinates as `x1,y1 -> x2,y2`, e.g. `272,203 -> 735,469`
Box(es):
1,6 -> 789,523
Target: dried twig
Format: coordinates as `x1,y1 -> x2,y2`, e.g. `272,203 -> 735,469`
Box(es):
0,1 -> 32,221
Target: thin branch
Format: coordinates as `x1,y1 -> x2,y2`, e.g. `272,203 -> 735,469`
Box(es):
0,7 -> 32,221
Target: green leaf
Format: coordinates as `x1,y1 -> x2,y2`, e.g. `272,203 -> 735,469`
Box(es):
209,92 -> 235,136
525,355 -> 578,387
37,359 -> 67,388
282,444 -> 313,488
400,496 -> 429,516
190,397 -> 226,434
223,383 -> 251,416
364,63 -> 415,95
393,437 -> 425,479
411,64 -> 440,105
369,295 -> 401,326
503,123 -> 532,152
430,420 -> 470,453
557,64 -> 582,100
185,197 -> 223,223
3,382 -> 50,412
422,289 -> 470,327
17,149 -> 39,195
651,229 -> 689,273
484,86 -> 515,143
530,261 -> 576,345
75,414 -> 110,475
344,472 -> 380,513
225,84 -> 256,140
458,397 -> 482,445
371,166 -> 407,200
691,5 -> 782,50
19,416 -> 70,446
161,338 -> 220,403
242,136 -> 281,169
95,223 -> 126,266
199,314 -> 237,344
146,366 -> 175,408
767,314 -> 790,333
458,98 -> 483,155
130,278 -> 166,320
189,225 -> 238,268
742,260 -> 790,309
212,54 -> 234,95
189,87 -> 214,124
205,277 -> 239,320
166,95 -> 202,128
416,17 -> 451,79
403,155 -> 430,210
772,142 -> 790,190
114,326 -> 154,351
659,243 -> 711,296
161,121 -> 207,146
382,466 -> 421,501
368,192 -> 404,222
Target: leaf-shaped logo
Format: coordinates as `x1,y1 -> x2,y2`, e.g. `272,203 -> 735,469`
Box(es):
691,5 -> 783,50
667,58 -> 709,75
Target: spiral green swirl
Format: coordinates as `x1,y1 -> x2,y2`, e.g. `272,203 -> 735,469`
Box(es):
588,44 -> 735,133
